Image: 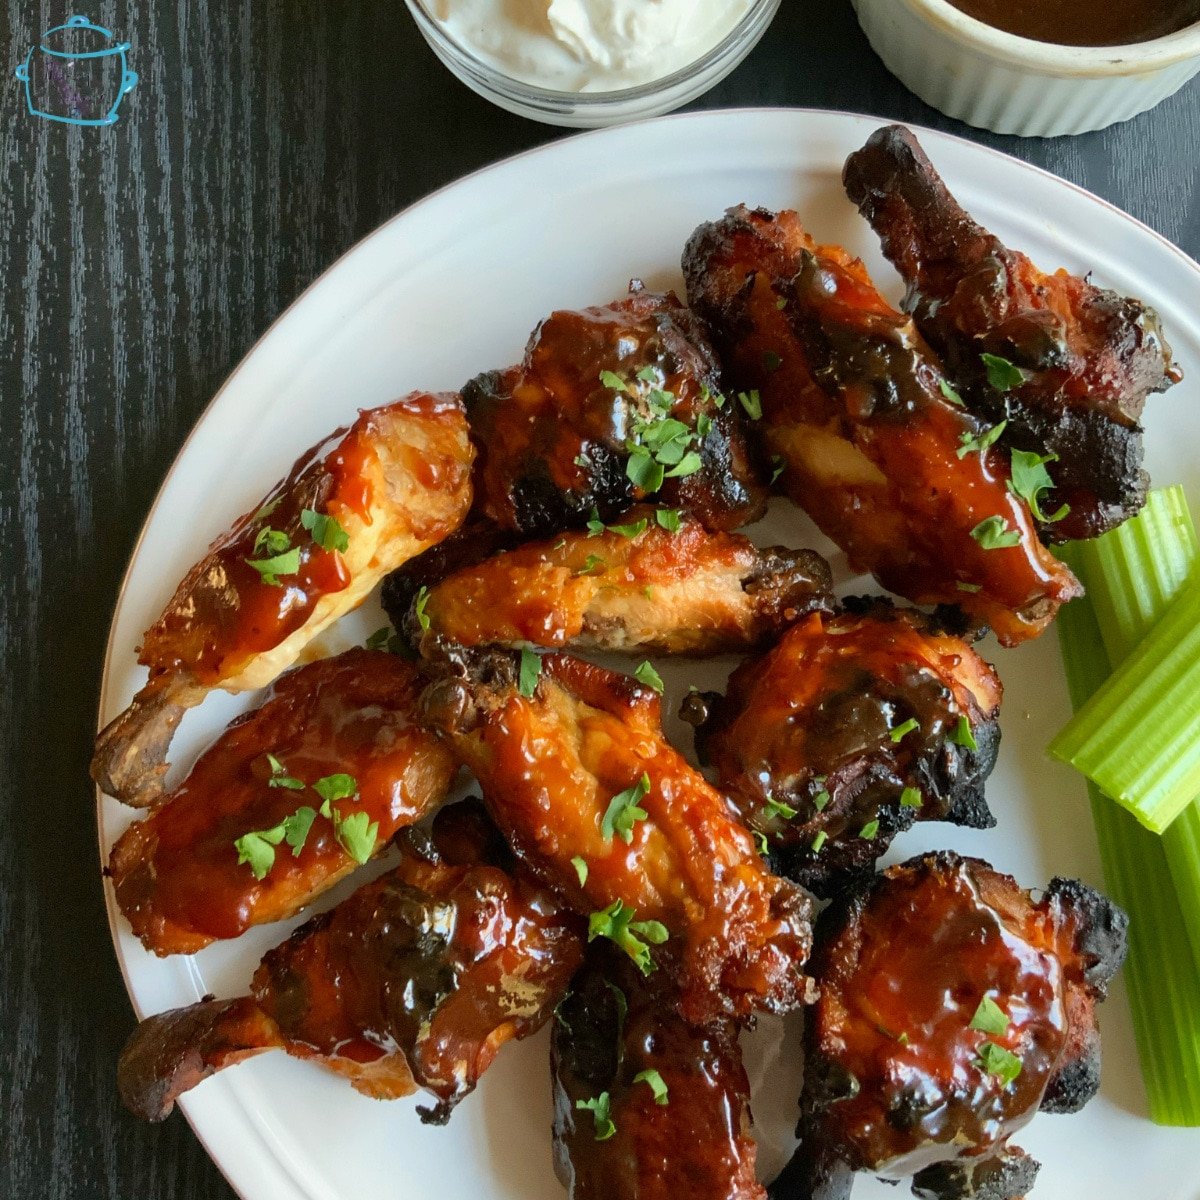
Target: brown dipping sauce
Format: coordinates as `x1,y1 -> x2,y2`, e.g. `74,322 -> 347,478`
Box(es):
947,0 -> 1200,46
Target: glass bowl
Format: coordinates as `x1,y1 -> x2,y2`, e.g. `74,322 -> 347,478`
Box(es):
403,0 -> 782,128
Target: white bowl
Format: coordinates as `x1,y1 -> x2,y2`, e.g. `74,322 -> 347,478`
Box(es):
853,0 -> 1200,137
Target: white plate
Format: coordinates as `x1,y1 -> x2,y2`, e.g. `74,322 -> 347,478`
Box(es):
97,109 -> 1200,1200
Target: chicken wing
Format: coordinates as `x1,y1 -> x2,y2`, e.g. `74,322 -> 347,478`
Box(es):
464,285 -> 767,537
117,801 -> 584,1124
419,650 -> 814,1025
843,125 -> 1181,543
772,852 -> 1127,1200
683,206 -> 1080,646
684,602 -> 1001,895
399,504 -> 832,655
93,392 -> 474,807
109,648 -> 458,956
553,948 -> 766,1200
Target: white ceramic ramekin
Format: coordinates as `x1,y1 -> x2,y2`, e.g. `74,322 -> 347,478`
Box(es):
853,0 -> 1200,137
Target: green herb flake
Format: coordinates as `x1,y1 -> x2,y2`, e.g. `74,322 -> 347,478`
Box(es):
414,586 -> 431,632
575,554 -> 607,577
253,526 -> 292,555
976,1040 -> 1023,1085
626,448 -> 666,494
738,390 -> 763,420
753,830 -> 770,856
971,516 -> 1022,551
587,508 -> 606,536
970,995 -> 1011,1036
956,581 -> 982,594
518,648 -> 542,698
982,353 -> 1025,392
957,419 -> 1008,460
634,1069 -> 669,1106
764,795 -> 799,821
574,453 -> 590,469
655,508 -> 683,533
770,455 -> 785,484
282,806 -> 318,857
813,790 -> 831,812
609,518 -> 649,540
312,773 -> 358,804
253,496 -> 283,522
633,661 -> 664,693
571,855 -> 589,887
939,378 -> 965,406
775,296 -> 788,310
234,826 -> 285,880
366,626 -> 392,651
602,774 -> 651,844
244,546 -> 302,587
696,413 -> 713,437
636,366 -> 660,384
300,508 -> 349,553
900,787 -> 923,809
663,451 -> 703,479
860,819 -> 881,840
1009,448 -> 1070,524
333,809 -> 379,865
890,718 -> 919,743
576,1092 -> 616,1141
266,753 -> 305,791
763,350 -> 783,373
600,370 -> 629,393
951,715 -> 979,751
587,899 -> 668,975
811,830 -> 829,854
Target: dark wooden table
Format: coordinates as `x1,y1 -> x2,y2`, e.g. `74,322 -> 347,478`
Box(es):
2,2 -> 1198,1196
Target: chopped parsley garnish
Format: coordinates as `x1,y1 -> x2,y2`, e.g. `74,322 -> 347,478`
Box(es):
571,856 -> 589,886
956,419 -> 1008,460
573,452 -> 590,468
811,830 -> 828,854
599,369 -> 628,393
890,718 -> 919,743
664,451 -> 703,479
414,586 -> 431,632
254,526 -> 291,555
775,295 -> 788,310
970,995 -> 1011,1036
588,899 -> 669,974
813,790 -> 831,812
634,1069 -> 669,1106
981,353 -> 1025,391
266,753 -> 305,790
971,516 -> 1022,550
300,508 -> 349,553
575,554 -> 607,577
738,390 -> 763,420
366,626 -> 391,651
956,581 -> 982,594
234,825 -> 287,880
763,350 -> 782,373
633,661 -> 664,693
626,449 -> 666,493
602,774 -> 651,844
860,819 -> 880,840
332,809 -> 378,865
587,507 -> 606,536
939,378 -> 965,406
636,365 -> 661,384
518,648 -> 541,698
753,830 -> 770,856
253,496 -> 283,522
770,455 -> 785,484
976,1040 -> 1023,1085
576,1092 -> 616,1141
696,413 -> 713,437
900,787 -> 923,808
655,508 -> 683,532
312,773 -> 357,804
609,517 -> 649,539
951,715 -> 978,751
244,546 -> 301,587
764,795 -> 799,821
1009,449 -> 1070,523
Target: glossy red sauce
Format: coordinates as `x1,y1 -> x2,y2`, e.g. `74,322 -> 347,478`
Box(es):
948,0 -> 1200,45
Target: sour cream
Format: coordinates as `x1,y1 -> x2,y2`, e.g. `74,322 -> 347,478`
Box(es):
427,0 -> 755,91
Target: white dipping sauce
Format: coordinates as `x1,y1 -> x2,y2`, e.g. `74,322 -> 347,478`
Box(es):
428,0 -> 755,91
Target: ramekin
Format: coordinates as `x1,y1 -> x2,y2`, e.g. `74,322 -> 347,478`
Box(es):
403,0 -> 781,128
853,0 -> 1200,137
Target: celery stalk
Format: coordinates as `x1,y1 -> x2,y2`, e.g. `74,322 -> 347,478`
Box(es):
1056,554 -> 1200,1126
1048,577 -> 1200,833
1070,486 -> 1200,969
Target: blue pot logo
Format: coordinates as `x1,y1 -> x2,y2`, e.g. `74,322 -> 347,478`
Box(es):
16,15 -> 137,126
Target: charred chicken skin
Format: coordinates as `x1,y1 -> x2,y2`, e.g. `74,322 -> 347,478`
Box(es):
109,648 -> 459,956
685,602 -> 1001,896
93,392 -> 475,807
843,125 -> 1181,543
401,504 -> 833,656
419,650 -> 814,1026
683,206 -> 1081,646
464,285 -> 767,538
553,948 -> 766,1200
772,852 -> 1127,1200
117,801 -> 584,1125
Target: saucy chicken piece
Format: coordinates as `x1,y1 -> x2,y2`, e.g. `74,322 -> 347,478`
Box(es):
402,504 -> 832,655
93,392 -> 475,807
420,650 -> 814,1025
553,948 -> 766,1200
843,125 -> 1181,543
683,206 -> 1080,646
772,852 -> 1127,1200
685,602 -> 1001,896
464,285 -> 767,537
109,648 -> 459,956
117,801 -> 584,1125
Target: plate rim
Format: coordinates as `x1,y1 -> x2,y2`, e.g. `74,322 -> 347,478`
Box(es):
94,105 -> 1200,1200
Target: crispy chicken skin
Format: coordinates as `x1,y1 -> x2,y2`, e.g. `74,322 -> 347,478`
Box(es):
117,802 -> 584,1125
683,206 -> 1080,646
464,286 -> 767,537
772,852 -> 1127,1200
552,948 -> 766,1200
419,650 -> 814,1025
403,504 -> 832,655
92,392 -> 475,807
685,602 -> 1001,896
109,649 -> 458,956
843,125 -> 1181,543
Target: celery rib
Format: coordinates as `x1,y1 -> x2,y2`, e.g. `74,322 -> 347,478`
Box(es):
1056,551 -> 1200,1126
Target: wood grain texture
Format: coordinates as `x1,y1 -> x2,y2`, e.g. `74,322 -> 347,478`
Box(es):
0,1 -> 1197,1197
